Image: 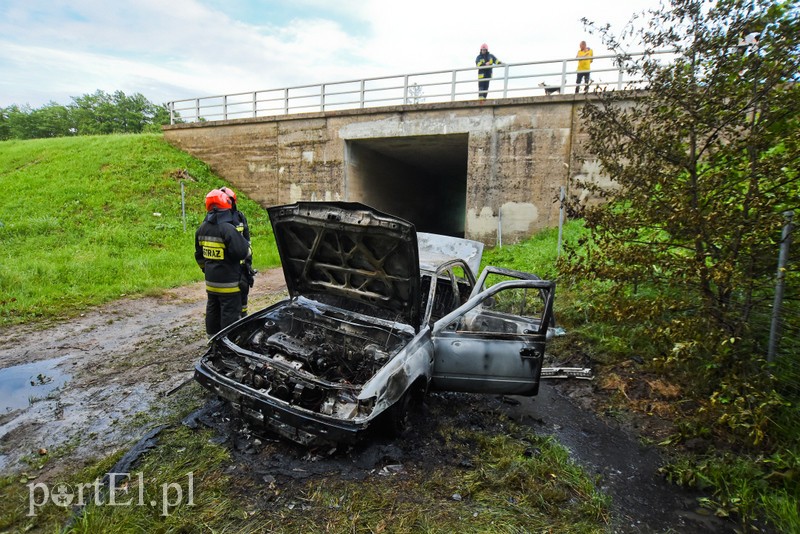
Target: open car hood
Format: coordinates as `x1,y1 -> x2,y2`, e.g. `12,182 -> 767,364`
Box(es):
268,202 -> 421,329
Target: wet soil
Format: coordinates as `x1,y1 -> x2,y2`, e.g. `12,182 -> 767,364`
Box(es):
0,269 -> 287,476
0,269 -> 741,532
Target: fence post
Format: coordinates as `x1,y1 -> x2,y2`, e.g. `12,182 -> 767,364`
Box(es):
404,75 -> 409,104
181,180 -> 186,233
451,70 -> 457,101
560,60 -> 568,92
768,211 -> 794,361
558,186 -> 565,257
497,208 -> 503,248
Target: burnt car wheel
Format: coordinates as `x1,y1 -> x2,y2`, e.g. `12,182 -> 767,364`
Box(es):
385,391 -> 412,437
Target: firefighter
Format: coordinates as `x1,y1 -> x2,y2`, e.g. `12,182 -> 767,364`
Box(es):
195,189 -> 252,336
220,186 -> 256,317
475,43 -> 501,99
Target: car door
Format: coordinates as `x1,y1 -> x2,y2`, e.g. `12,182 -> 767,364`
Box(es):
430,267 -> 555,396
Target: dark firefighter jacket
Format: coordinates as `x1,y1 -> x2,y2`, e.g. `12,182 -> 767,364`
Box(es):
475,52 -> 501,79
195,208 -> 251,294
230,207 -> 255,287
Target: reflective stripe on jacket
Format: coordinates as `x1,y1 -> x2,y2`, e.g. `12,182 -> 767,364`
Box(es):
231,208 -> 254,274
195,208 -> 251,294
475,53 -> 501,79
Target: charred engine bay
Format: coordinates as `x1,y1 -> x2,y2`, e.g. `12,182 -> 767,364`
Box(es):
204,302 -> 411,415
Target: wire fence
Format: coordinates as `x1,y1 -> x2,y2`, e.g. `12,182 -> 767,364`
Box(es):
167,50 -> 675,124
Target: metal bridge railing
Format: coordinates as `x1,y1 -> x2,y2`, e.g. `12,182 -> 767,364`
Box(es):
167,50 -> 671,124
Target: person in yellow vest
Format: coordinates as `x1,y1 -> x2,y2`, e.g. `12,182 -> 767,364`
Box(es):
576,41 -> 593,93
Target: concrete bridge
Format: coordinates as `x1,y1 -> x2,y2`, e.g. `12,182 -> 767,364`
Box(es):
163,93 -> 616,245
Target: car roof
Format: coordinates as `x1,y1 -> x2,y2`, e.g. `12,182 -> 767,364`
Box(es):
417,232 -> 484,276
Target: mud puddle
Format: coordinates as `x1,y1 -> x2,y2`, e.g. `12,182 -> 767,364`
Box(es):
0,355 -> 71,413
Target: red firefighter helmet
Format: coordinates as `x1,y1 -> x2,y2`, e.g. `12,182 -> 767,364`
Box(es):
220,186 -> 237,203
480,43 -> 489,51
205,189 -> 232,211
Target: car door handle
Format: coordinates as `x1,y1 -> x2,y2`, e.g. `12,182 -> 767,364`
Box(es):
519,347 -> 541,360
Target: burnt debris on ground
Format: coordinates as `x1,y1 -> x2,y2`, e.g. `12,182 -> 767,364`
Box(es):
190,384 -> 737,534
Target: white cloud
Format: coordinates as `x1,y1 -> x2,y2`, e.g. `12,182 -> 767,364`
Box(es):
0,0 -> 658,108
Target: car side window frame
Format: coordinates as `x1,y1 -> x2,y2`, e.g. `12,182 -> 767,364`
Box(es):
422,260 -> 476,327
434,278 -> 555,337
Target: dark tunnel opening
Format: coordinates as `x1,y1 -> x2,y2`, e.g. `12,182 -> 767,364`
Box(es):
345,134 -> 468,237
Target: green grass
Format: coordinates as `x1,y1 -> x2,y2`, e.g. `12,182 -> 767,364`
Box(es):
0,426 -> 237,533
0,383 -> 210,532
0,412 -> 610,533
660,447 -> 800,533
482,221 -> 587,279
281,429 -> 609,533
0,134 -> 279,326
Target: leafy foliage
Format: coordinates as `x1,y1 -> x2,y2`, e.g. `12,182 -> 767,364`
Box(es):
564,0 -> 800,375
660,447 -> 800,531
559,1 -> 800,528
0,90 -> 172,140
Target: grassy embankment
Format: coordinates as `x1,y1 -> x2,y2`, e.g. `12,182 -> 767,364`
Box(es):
0,134 -> 610,533
0,133 -> 279,326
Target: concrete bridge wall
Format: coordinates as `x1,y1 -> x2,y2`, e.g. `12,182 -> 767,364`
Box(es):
163,95 -> 612,245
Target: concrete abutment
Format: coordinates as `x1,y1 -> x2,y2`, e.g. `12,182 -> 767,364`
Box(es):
163,95 -> 606,245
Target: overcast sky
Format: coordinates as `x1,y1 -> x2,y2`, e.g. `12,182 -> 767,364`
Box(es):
0,0 -> 661,109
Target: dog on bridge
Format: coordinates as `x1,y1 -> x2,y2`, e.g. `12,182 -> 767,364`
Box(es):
539,82 -> 561,95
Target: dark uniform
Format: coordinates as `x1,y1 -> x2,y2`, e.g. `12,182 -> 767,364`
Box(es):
230,204 -> 255,317
195,207 -> 251,336
475,45 -> 501,99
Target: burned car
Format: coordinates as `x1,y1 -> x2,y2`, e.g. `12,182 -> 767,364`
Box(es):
195,202 -> 555,446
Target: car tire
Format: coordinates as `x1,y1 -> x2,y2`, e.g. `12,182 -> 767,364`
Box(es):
385,391 -> 412,437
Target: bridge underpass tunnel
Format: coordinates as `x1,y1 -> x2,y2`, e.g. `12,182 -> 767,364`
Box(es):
345,134 -> 468,237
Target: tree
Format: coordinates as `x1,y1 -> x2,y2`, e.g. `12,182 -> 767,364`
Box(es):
68,90 -> 169,135
563,0 -> 800,372
408,83 -> 425,104
29,102 -> 74,138
1,104 -> 42,140
0,90 -> 173,140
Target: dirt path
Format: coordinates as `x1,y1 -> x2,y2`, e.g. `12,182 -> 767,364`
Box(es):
0,269 -> 738,532
0,269 -> 287,476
